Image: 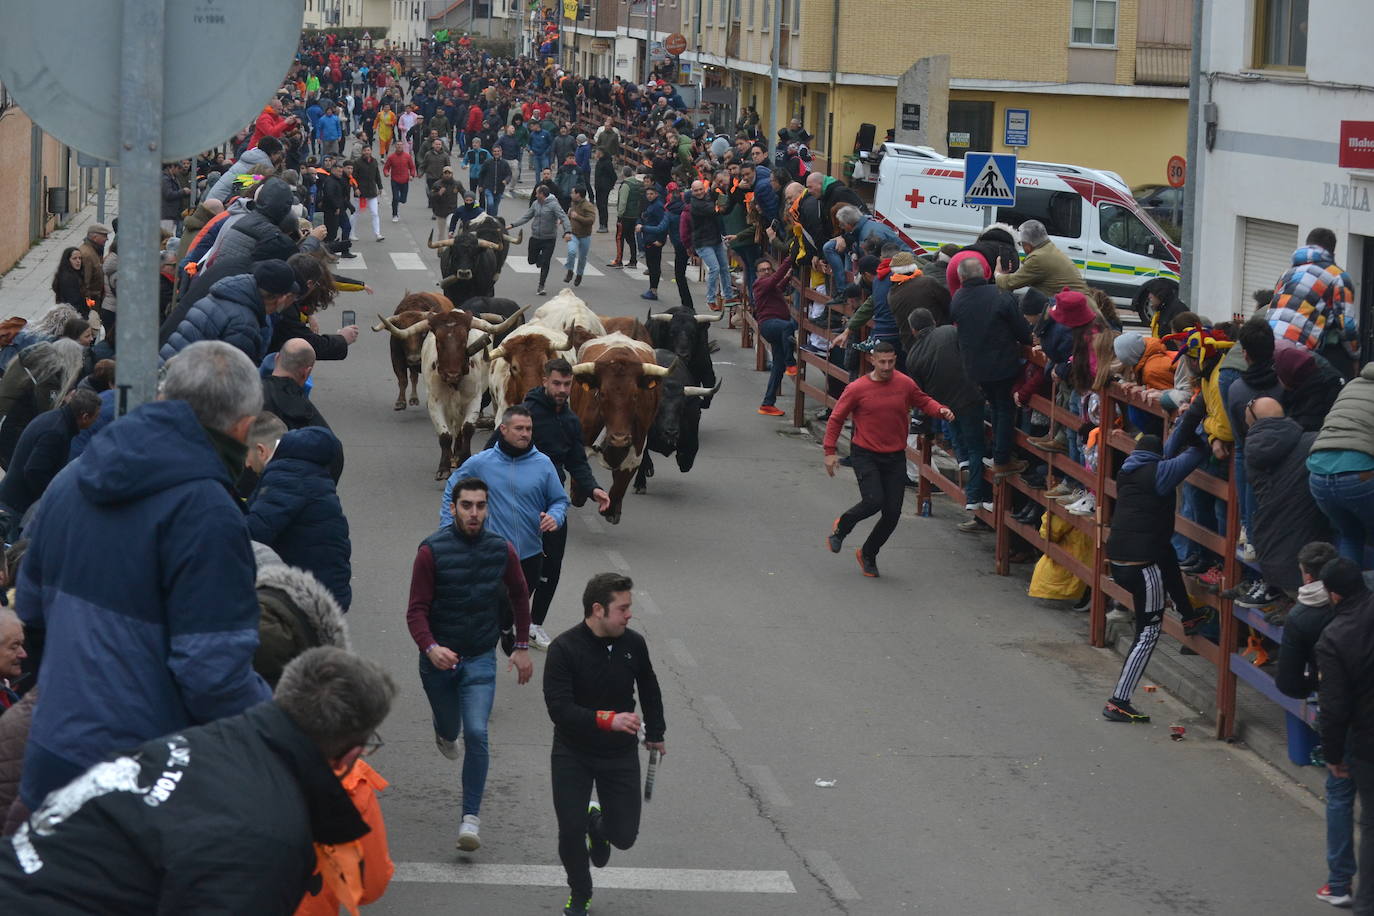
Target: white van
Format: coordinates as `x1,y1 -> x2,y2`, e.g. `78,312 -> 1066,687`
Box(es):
863,144 -> 1181,302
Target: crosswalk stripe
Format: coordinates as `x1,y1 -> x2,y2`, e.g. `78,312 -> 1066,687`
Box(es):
392,862 -> 797,893
338,254 -> 367,270
504,258 -> 604,278
390,252 -> 428,270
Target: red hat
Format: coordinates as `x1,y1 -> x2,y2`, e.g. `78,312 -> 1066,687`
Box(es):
1048,288 -> 1096,328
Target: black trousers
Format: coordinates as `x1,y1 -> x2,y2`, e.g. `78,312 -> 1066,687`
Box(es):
531,522 -> 567,627
644,242 -> 662,290
1350,757 -> 1374,914
594,184 -> 614,229
520,553 -> 544,612
529,236 -> 557,286
616,217 -> 638,264
552,740 -> 641,901
836,444 -> 907,559
670,240 -> 694,311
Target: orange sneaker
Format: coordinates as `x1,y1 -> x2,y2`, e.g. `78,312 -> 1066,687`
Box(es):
757,405 -> 786,416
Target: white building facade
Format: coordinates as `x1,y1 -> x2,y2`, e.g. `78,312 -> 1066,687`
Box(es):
1193,0 -> 1374,353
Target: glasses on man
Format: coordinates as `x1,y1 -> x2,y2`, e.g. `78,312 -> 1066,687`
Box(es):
361,733 -> 384,757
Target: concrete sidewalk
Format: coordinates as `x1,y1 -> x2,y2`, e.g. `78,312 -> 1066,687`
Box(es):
0,189 -> 120,326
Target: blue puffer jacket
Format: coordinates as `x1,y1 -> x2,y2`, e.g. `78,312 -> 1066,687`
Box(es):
751,165 -> 780,223
17,400 -> 271,808
638,198 -> 670,246
246,427 -> 352,611
160,274 -> 271,366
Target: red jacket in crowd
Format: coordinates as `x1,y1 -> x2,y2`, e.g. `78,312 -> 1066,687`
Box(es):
383,150 -> 417,184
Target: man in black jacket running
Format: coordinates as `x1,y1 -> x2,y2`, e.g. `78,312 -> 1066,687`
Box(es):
544,573 -> 665,916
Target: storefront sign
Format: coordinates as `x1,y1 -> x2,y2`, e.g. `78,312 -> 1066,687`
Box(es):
1322,181 -> 1372,212
1339,121 -> 1374,170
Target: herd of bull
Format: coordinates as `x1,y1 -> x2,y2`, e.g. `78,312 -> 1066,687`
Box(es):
373,241 -> 724,523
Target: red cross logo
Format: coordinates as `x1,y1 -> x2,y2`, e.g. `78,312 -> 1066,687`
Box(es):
905,189 -> 925,209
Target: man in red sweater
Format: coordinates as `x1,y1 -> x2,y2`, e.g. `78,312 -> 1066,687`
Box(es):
823,341 -> 953,577
248,98 -> 298,150
383,146 -> 418,221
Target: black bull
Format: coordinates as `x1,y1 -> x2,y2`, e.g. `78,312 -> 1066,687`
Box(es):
633,348 -> 722,494
429,218 -> 518,303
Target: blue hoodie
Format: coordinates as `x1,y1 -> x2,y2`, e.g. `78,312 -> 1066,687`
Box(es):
18,400 -> 270,807
247,427 -> 352,610
439,445 -> 569,559
1117,416 -> 1208,494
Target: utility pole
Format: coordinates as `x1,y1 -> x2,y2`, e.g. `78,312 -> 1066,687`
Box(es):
116,0 -> 165,412
1180,0 -> 1203,306
767,0 -> 780,153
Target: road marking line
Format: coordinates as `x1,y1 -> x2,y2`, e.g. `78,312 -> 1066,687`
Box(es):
578,512 -> 604,534
633,590 -> 662,615
503,258 -> 604,278
392,862 -> 796,893
702,695 -> 742,730
803,851 -> 860,900
340,253 -> 367,269
748,765 -> 793,807
390,252 -> 428,270
665,638 -> 697,667
605,549 -> 630,571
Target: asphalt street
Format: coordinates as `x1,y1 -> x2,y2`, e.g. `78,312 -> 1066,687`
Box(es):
311,178 -> 1323,915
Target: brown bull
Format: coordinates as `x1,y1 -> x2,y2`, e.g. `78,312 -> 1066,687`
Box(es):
372,291 -> 454,410
379,304 -> 531,478
568,332 -> 671,524
598,315 -> 653,346
486,323 -> 571,420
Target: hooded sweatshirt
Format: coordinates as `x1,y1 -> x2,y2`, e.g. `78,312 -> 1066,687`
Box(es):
17,400 -> 270,808
439,444 -> 569,559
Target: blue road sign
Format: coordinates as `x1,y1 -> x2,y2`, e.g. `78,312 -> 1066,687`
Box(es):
963,152 -> 1018,207
1004,108 -> 1030,147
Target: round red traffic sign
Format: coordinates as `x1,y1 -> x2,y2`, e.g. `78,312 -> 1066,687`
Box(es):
1167,155 -> 1187,189
664,33 -> 688,56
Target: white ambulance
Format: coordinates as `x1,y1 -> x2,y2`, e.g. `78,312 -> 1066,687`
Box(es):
862,144 -> 1181,303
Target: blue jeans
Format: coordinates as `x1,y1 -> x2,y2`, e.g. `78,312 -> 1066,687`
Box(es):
947,402 -> 988,505
532,152 -> 551,175
1310,470 -> 1374,568
979,376 -> 1017,466
418,649 -> 497,817
1328,769 -> 1357,895
822,237 -> 847,283
735,243 -> 762,306
485,188 -> 504,215
760,317 -> 797,405
564,235 -> 590,276
697,243 -> 732,304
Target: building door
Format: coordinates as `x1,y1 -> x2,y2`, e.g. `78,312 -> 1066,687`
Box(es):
1241,217 -> 1298,318
946,100 -> 993,160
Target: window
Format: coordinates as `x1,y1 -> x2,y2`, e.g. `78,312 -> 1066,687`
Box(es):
789,0 -> 799,32
996,189 -> 1084,240
1070,0 -> 1117,46
746,0 -> 755,28
718,0 -> 727,26
762,0 -> 770,30
1255,0 -> 1308,69
733,0 -> 741,21
1098,204 -> 1161,257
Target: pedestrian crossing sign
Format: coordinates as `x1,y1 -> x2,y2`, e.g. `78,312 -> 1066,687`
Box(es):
963,152 -> 1017,206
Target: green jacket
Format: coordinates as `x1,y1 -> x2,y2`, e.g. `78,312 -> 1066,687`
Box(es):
616,177 -> 644,220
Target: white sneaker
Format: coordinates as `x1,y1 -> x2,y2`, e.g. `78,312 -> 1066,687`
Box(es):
530,623 -> 552,650
1068,493 -> 1097,516
456,814 -> 481,851
391,215 -> 400,222
1054,487 -> 1086,505
435,733 -> 459,761
1238,527 -> 1258,563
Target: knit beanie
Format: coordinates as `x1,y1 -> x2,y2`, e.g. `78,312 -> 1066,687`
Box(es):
1114,331 -> 1148,367
1135,434 -> 1164,454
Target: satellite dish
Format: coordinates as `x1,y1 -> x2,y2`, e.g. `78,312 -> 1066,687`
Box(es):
0,0 -> 305,161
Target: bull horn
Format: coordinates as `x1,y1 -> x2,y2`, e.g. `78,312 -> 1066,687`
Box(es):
371,317 -> 387,332
505,229 -> 523,245
571,361 -> 597,377
480,312 -> 506,323
684,379 -> 724,398
426,230 -> 453,249
466,333 -> 492,357
641,362 -> 673,377
378,312 -> 430,339
647,312 -> 674,321
695,312 -> 725,323
477,238 -> 501,250
488,345 -> 507,359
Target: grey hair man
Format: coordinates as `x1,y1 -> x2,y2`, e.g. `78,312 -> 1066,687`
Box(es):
0,647 -> 396,913
0,606 -> 25,705
993,218 -> 1088,295
15,339 -> 272,812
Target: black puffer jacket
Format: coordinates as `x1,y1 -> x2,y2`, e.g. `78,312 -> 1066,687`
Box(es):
1244,416 -> 1330,592
688,194 -> 723,249
160,274 -> 270,366
0,702 -> 368,914
904,325 -> 983,414
1317,587 -> 1374,766
246,427 -> 352,610
949,276 -> 1031,384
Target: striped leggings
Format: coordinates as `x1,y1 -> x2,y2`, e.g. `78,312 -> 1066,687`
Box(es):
1110,562 -> 1165,703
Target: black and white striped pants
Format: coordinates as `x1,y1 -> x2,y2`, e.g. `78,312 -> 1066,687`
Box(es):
1110,562 -> 1166,703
